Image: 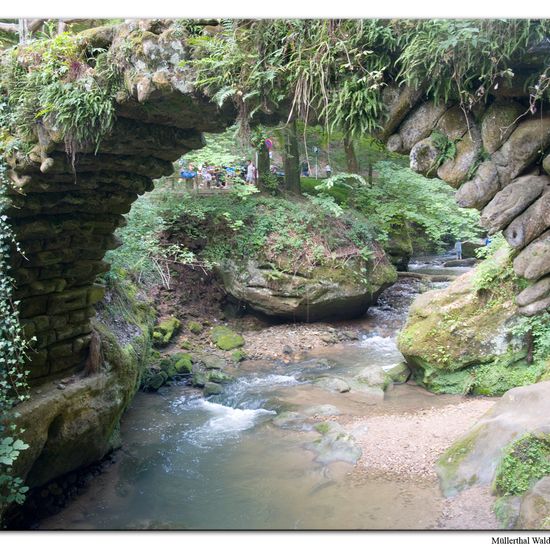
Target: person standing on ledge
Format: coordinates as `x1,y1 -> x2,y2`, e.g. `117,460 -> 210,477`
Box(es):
325,163 -> 332,178
454,240 -> 462,260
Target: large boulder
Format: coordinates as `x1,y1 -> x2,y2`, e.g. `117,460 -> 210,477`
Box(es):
397,101 -> 449,153
504,188 -> 550,249
377,84 -> 425,141
437,126 -> 482,188
455,160 -> 500,209
436,381 -> 550,503
397,248 -> 538,395
517,476 -> 550,529
217,255 -> 397,322
492,114 -> 550,187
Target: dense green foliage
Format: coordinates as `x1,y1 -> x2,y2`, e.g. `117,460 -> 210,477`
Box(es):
0,32 -> 121,159
185,19 -> 550,139
164,191 -> 376,272
0,158 -> 30,513
495,433 -> 550,496
332,161 -> 481,247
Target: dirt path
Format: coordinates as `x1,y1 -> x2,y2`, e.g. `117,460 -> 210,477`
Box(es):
343,398 -> 501,529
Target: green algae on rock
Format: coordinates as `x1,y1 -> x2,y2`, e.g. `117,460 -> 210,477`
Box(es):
211,326 -> 245,351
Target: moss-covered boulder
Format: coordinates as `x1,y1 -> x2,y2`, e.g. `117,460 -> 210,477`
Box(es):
436,381 -> 550,498
517,476 -> 550,529
152,317 -> 181,346
211,326 -> 245,351
218,255 -> 396,322
187,320 -> 203,334
397,248 -> 539,396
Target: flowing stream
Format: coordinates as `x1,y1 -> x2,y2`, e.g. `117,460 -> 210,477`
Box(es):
38,256 -> 481,530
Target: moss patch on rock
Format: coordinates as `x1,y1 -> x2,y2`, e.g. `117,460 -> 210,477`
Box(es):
152,317 -> 181,346
398,246 -> 537,395
494,433 -> 550,496
211,326 -> 245,351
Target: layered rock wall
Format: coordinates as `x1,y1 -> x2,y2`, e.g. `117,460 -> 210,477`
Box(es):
381,86 -> 550,316
4,20 -> 234,384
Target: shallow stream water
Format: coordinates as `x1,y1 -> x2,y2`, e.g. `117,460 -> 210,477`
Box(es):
39,256 -> 478,530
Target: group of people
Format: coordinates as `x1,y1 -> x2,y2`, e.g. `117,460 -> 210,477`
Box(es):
301,162 -> 332,178
179,158 -> 334,191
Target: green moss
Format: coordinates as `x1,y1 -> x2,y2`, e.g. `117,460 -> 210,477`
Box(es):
153,317 -> 181,346
493,496 -> 520,529
208,370 -> 233,384
438,426 -> 482,492
211,326 -> 245,351
494,433 -> 550,496
180,340 -> 193,350
231,349 -> 247,363
314,422 -> 331,435
187,321 -> 203,334
472,358 -> 543,396
174,354 -> 193,374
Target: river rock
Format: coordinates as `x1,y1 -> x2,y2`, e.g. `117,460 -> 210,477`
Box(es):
398,248 -> 530,395
152,317 -> 181,346
481,100 -> 525,153
272,411 -> 308,430
437,381 -> 550,497
382,362 -> 411,384
203,381 -> 223,396
455,160 -> 500,209
354,366 -> 390,390
516,476 -> 550,529
302,404 -> 342,417
191,352 -> 227,370
480,175 -> 549,234
210,326 -> 244,351
306,422 -> 362,465
513,230 -> 550,281
437,127 -> 482,188
442,258 -> 477,267
314,376 -> 351,393
216,256 -> 396,322
504,189 -> 550,249
398,101 -> 449,152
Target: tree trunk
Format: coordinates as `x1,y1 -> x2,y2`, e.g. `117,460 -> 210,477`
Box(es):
257,141 -> 271,191
343,133 -> 359,173
283,119 -> 301,194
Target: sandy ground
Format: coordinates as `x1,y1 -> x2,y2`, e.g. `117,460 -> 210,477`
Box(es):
343,398 -> 501,529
